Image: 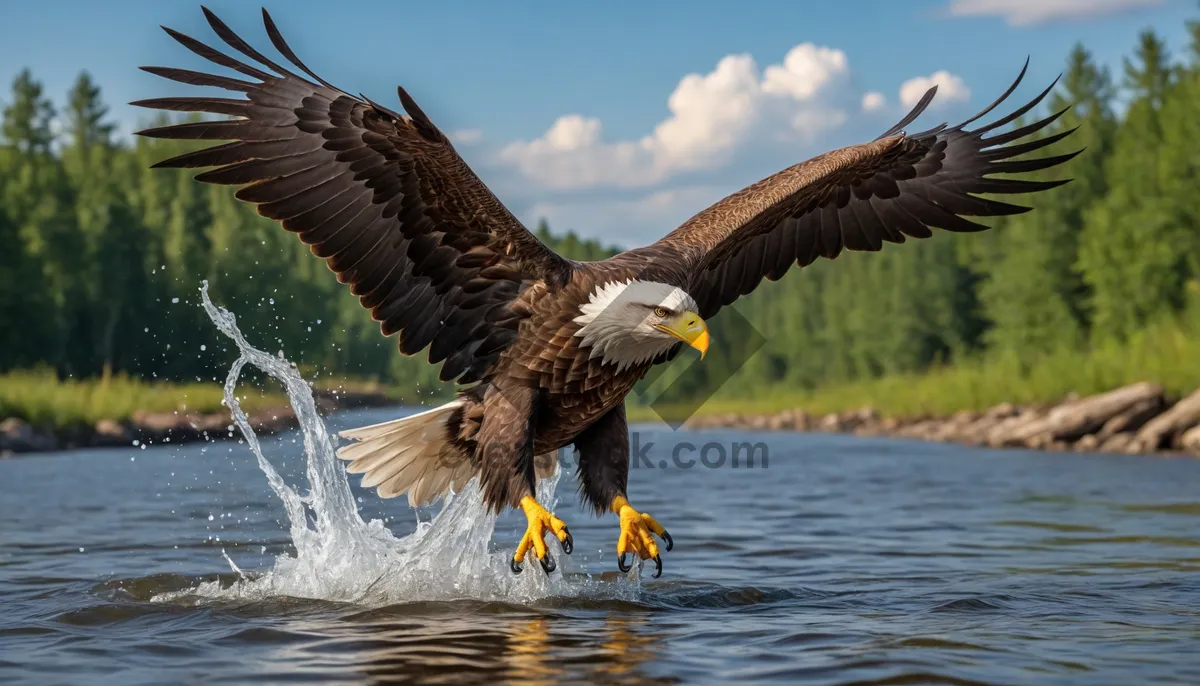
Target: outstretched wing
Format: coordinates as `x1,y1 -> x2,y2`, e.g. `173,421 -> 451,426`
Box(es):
651,60 -> 1079,319
133,8 -> 571,384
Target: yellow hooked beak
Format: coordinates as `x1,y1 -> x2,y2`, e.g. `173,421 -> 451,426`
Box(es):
655,311 -> 710,359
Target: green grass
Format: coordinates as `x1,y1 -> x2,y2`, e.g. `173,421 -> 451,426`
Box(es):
7,313 -> 1199,431
0,369 -> 286,431
632,314 -> 1200,422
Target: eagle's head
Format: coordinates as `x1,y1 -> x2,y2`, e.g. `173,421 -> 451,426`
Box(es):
573,279 -> 710,372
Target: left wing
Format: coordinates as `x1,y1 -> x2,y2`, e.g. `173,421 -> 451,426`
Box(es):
651,61 -> 1079,319
131,8 -> 573,385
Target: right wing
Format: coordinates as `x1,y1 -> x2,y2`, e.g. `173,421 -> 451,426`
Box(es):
648,61 -> 1078,319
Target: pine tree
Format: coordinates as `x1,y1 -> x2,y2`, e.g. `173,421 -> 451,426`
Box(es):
975,46 -> 1115,357
0,70 -> 76,372
61,71 -> 132,374
0,204 -> 44,368
2,70 -> 55,154
1079,30 -> 1184,341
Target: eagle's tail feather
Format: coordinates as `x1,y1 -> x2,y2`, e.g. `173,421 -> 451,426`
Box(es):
336,400 -> 471,506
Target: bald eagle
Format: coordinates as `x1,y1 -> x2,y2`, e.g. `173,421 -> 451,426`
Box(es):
135,8 -> 1078,577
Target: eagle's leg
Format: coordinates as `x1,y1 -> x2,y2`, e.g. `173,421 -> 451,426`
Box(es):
512,496 -> 573,574
573,403 -> 674,577
475,384 -> 572,574
611,495 -> 673,578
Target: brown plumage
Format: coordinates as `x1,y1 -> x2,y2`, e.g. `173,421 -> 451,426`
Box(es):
135,9 -> 1078,551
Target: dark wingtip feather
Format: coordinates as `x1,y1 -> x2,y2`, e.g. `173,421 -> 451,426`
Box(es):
974,73 -> 1062,136
130,96 -> 247,117
977,177 -> 1072,195
956,57 -> 1029,130
989,149 -> 1083,175
138,65 -> 256,92
985,125 -> 1078,161
148,155 -> 194,168
877,84 -> 938,140
200,5 -> 298,80
261,7 -> 345,94
158,23 -> 271,81
396,87 -> 448,142
147,141 -> 246,169
982,106 -> 1071,148
199,6 -> 220,25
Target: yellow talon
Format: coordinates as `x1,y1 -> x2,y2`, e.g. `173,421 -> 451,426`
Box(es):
612,496 -> 674,578
511,496 -> 573,574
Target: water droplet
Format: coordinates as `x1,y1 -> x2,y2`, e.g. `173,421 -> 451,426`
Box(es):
171,297 -> 180,304
179,284 -> 575,606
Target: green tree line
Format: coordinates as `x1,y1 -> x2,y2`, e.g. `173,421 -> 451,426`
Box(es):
2,18 -> 1199,407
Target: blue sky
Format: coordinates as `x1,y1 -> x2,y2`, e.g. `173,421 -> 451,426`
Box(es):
1,0 -> 1194,247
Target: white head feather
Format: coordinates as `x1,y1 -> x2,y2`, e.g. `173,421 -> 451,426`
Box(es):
573,279 -> 699,372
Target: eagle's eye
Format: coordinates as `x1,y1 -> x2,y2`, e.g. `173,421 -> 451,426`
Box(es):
653,306 -> 669,318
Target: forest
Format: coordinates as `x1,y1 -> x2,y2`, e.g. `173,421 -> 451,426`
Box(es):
3,19 -> 1200,421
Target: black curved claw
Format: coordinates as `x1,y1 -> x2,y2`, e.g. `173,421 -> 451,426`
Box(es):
538,552 -> 556,574
511,556 -> 523,574
660,529 -> 674,552
560,527 -> 574,555
617,552 -> 633,573
651,554 -> 663,579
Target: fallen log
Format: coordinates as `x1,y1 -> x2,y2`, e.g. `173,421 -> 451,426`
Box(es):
1095,397 -> 1164,440
997,382 -> 1164,446
985,408 -> 1047,447
1127,388 -> 1200,453
1181,425 -> 1200,454
927,410 -> 980,443
1098,432 -> 1136,453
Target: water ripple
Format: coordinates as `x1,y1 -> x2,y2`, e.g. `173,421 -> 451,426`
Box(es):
1,293 -> 1199,683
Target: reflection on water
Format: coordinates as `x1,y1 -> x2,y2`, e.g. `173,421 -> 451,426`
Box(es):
322,611 -> 671,686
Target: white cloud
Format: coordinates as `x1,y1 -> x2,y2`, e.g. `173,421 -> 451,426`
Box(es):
761,44 -> 850,100
861,91 -> 886,112
946,0 -> 1164,26
498,43 -> 855,191
450,128 -> 483,145
899,71 -> 971,109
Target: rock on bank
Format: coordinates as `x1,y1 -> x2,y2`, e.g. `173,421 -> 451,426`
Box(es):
686,383 -> 1200,457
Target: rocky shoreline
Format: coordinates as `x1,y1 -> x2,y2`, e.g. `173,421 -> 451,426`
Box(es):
0,387 -> 396,456
9,381 -> 1200,458
686,382 -> 1200,457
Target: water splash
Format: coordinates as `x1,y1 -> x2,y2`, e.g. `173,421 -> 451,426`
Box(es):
156,282 -> 636,607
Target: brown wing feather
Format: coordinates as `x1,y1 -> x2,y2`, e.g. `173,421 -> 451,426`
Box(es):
132,8 -> 571,384
651,59 -> 1080,319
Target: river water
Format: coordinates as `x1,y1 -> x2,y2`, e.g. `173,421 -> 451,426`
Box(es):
3,413 -> 1199,684
2,294 -> 1198,684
